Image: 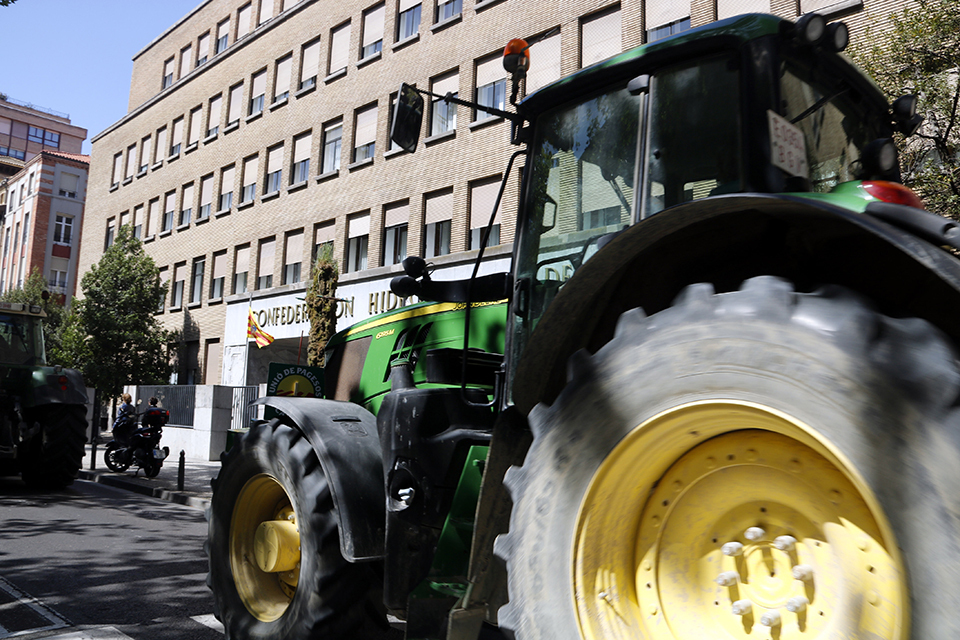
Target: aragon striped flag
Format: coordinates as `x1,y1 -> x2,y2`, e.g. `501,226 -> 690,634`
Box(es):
247,308 -> 274,348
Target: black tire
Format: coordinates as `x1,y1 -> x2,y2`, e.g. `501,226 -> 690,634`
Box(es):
206,418 -> 389,640
496,276 -> 960,640
104,441 -> 130,472
144,459 -> 161,478
20,405 -> 88,490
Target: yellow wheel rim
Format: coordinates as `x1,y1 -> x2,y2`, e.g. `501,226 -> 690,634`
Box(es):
230,474 -> 301,622
573,401 -> 907,640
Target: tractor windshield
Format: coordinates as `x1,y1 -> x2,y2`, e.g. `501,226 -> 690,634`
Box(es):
0,314 -> 44,365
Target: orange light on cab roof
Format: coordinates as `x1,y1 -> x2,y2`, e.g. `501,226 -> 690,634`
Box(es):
503,38 -> 530,75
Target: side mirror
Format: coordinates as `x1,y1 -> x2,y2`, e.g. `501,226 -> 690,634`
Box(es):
390,83 -> 424,153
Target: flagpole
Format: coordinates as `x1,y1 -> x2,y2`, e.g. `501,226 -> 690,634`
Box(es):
244,291 -> 252,386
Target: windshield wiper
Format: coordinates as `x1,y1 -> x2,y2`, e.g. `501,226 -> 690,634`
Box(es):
790,87 -> 848,124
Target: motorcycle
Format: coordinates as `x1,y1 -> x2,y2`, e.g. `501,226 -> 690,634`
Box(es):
104,405 -> 170,478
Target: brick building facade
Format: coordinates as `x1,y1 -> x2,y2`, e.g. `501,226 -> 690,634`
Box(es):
0,97 -> 87,176
81,0 -> 916,386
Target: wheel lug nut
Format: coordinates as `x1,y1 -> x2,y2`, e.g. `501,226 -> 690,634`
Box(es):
792,564 -> 814,581
731,599 -> 752,616
773,535 -> 797,551
715,570 -> 739,587
760,610 -> 781,626
786,596 -> 809,613
745,527 -> 765,541
721,541 -> 744,556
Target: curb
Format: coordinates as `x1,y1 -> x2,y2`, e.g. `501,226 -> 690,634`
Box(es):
77,469 -> 210,510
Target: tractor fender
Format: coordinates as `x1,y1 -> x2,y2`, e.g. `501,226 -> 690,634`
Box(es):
25,367 -> 88,408
254,396 -> 385,562
513,193 -> 960,413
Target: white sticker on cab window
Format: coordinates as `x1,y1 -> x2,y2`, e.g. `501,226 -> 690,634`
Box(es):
768,110 -> 809,180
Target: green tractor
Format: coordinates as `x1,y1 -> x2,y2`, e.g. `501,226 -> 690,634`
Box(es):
207,13 -> 960,640
0,301 -> 88,489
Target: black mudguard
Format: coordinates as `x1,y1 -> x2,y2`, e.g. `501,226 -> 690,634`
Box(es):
254,396 -> 385,562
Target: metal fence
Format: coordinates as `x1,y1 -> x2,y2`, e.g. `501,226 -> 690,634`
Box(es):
231,386 -> 260,430
137,385 -> 196,427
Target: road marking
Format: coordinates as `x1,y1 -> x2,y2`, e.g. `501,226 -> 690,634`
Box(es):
191,615 -> 224,633
35,628 -> 135,640
0,575 -> 69,639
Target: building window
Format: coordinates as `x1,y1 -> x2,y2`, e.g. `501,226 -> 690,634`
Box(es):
163,192 -> 176,232
170,117 -> 184,156
346,214 -> 369,272
250,69 -> 267,115
211,251 -> 227,299
257,238 -> 275,289
397,0 -> 420,40
581,8 -> 621,67
299,39 -> 321,90
188,106 -> 203,146
314,223 -> 335,265
133,205 -> 143,239
525,31 -> 560,94
44,130 -> 60,148
190,257 -> 205,304
292,132 -> 311,183
49,269 -> 68,293
322,121 -> 342,173
105,219 -> 116,250
329,22 -> 351,75
208,94 -> 222,137
234,245 -> 250,294
162,58 -> 174,88
274,55 -> 292,102
197,32 -> 210,65
228,83 -> 243,126
59,172 -> 79,198
430,71 -> 458,136
158,269 -> 169,312
172,263 -> 186,308
180,183 -> 194,226
154,127 -> 167,164
147,199 -> 160,237
647,16 -> 690,43
124,144 -> 137,180
469,176 -> 502,249
54,215 -> 73,245
241,156 -> 258,202
383,201 -> 409,266
354,104 -> 377,162
424,189 -> 452,257
139,136 -> 152,172
179,44 -> 193,79
237,3 -> 252,39
216,18 -> 230,53
361,4 -> 385,59
27,126 -> 43,144
219,165 -> 235,211
475,55 -> 506,120
111,152 -> 122,187
259,0 -> 273,25
283,232 -> 303,284
199,174 -> 213,220
265,145 -> 283,194
436,0 -> 461,22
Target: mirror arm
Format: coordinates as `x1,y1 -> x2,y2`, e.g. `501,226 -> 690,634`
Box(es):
411,87 -> 524,125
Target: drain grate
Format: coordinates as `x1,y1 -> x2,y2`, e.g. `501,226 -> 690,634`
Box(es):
0,575 -> 69,639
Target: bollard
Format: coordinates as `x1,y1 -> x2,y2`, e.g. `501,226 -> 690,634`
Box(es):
89,417 -> 97,470
177,450 -> 185,492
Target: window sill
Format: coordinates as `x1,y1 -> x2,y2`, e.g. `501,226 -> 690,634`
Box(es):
324,68 -> 347,84
262,190 -> 280,202
294,83 -> 316,99
384,147 -> 407,159
196,215 -> 210,225
430,13 -> 461,32
169,305 -> 182,313
468,115 -> 503,131
224,121 -> 240,134
357,51 -> 381,68
167,153 -> 180,163
203,133 -> 218,145
215,208 -> 231,218
143,234 -> 156,244
347,157 -> 374,171
474,0 -> 505,11
270,97 -> 288,111
287,180 -> 308,193
122,177 -> 133,186
137,169 -> 148,178
245,111 -> 263,124
159,229 -> 172,238
316,170 -> 339,183
176,223 -> 190,231
392,33 -> 419,51
185,142 -> 198,154
208,297 -> 223,306
187,302 -> 202,310
109,184 -> 119,193
237,200 -> 255,210
151,160 -> 164,171
424,129 -> 456,145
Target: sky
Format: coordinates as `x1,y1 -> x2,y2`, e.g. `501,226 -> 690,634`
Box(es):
1,0 -> 202,155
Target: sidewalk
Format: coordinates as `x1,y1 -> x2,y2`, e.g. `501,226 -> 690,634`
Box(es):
78,440 -> 221,510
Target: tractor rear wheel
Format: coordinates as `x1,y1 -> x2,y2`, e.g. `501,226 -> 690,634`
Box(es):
207,418 -> 389,640
497,276 -> 960,640
20,405 -> 87,490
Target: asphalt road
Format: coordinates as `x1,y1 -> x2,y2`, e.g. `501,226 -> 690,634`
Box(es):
0,476 -> 223,640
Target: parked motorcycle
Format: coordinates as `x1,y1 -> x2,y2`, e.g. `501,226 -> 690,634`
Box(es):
104,405 -> 170,478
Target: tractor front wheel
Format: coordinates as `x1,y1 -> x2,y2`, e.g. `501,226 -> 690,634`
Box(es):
497,276 -> 960,640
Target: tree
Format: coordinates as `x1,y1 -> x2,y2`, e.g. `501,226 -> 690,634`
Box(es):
852,0 -> 960,221
59,226 -> 172,399
305,244 -> 339,367
0,267 -> 67,363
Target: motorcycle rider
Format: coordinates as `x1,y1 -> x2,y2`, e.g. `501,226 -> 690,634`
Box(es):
112,393 -> 137,445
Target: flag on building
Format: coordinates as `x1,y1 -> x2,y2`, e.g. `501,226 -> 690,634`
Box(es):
247,308 -> 274,348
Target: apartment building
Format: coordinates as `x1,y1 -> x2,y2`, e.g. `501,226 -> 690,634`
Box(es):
1,151 -> 89,301
0,96 -> 87,174
81,0 -> 914,386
